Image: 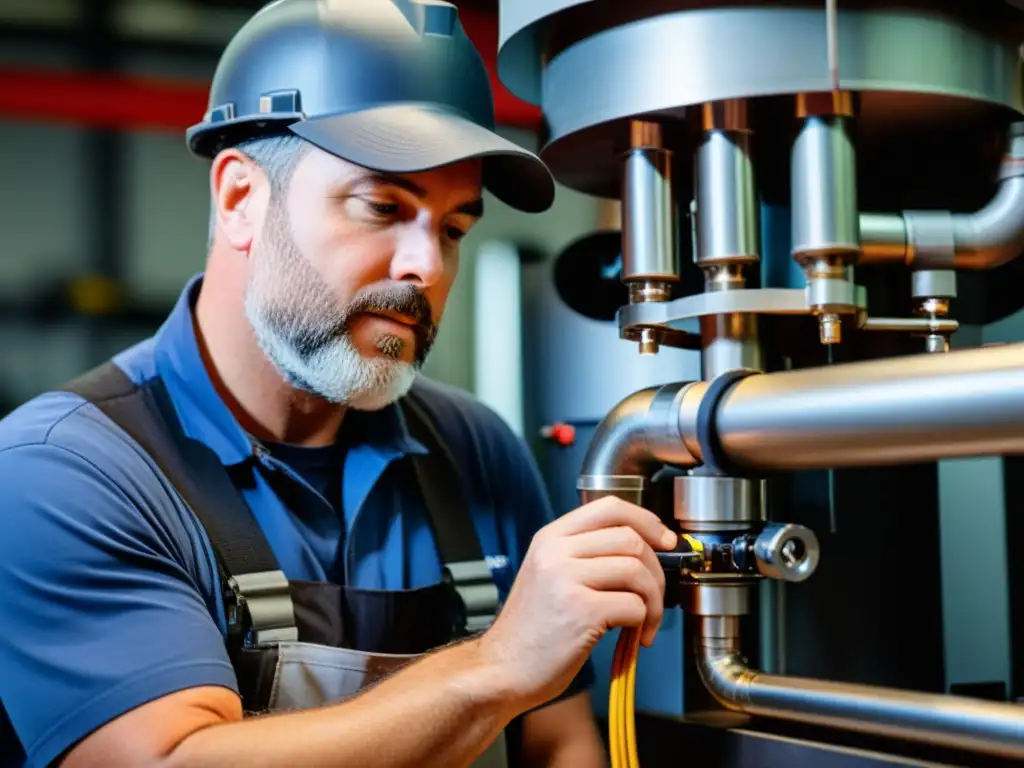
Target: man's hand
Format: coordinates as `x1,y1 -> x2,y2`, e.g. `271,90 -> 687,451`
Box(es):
478,496 -> 677,711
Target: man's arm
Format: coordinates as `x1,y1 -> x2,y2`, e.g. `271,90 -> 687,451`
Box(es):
520,692 -> 608,768
57,496 -> 673,768
64,639 -> 514,768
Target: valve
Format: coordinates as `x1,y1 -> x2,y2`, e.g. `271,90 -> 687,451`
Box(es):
753,522 -> 820,582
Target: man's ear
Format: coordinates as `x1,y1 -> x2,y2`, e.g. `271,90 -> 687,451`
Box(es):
210,149 -> 266,253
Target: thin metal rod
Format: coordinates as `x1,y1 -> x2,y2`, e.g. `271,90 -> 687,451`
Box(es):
826,0 -> 839,93
698,619 -> 1024,759
861,317 -> 958,334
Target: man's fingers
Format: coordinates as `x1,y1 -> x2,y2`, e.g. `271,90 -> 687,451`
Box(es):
548,496 -> 677,551
591,592 -> 646,636
574,557 -> 665,643
568,527 -> 666,595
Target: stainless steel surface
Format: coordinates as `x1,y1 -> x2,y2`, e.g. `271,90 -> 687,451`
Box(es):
859,128 -> 1024,269
577,475 -> 645,506
577,383 -> 698,481
791,116 -> 859,262
696,126 -> 758,265
697,618 -> 1024,759
673,475 -> 765,532
623,132 -> 678,284
912,270 -> 958,299
926,335 -> 951,354
682,582 -> 754,617
753,523 -> 820,582
715,343 -> 1024,470
859,213 -> 907,263
701,313 -> 762,379
860,317 -> 958,335
619,289 -> 811,338
499,4 -> 1022,196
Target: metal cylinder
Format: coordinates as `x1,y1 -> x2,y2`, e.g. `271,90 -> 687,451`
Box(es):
696,128 -> 758,265
701,313 -> 762,379
859,213 -> 907,264
912,270 -> 957,300
714,343 -> 1024,470
674,475 -> 765,532
791,116 -> 859,262
622,122 -> 679,286
698,619 -> 1024,759
682,582 -> 753,617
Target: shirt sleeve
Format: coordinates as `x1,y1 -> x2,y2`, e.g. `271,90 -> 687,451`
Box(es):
0,441 -> 238,767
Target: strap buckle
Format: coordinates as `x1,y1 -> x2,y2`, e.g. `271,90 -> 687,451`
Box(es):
445,559 -> 500,634
227,570 -> 299,646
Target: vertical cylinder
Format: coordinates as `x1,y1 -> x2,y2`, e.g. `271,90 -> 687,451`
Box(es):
622,121 -> 679,292
697,127 -> 759,265
791,116 -> 859,261
701,311 -> 762,378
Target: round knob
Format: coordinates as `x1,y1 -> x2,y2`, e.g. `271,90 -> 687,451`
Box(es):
754,523 -> 820,582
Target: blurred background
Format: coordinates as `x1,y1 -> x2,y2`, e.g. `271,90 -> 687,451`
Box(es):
4,0 -> 1023,733
0,0 -> 612,414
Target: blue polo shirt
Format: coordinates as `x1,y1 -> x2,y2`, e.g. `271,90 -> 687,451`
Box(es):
0,275 -> 594,768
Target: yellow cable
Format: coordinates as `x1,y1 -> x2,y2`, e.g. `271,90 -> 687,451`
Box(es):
609,627 -> 641,768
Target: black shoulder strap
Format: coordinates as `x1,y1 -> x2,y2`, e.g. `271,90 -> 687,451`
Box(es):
401,387 -> 500,633
61,362 -> 297,645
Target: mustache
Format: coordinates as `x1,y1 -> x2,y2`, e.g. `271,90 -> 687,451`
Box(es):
345,285 -> 435,336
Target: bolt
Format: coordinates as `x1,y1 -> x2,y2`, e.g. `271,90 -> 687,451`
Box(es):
639,328 -> 659,355
819,313 -> 841,345
925,334 -> 950,354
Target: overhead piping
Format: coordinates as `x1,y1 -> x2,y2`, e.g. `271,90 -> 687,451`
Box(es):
859,124 -> 1024,270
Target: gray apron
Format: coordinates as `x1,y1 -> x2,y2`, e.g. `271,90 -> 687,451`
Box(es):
63,363 -> 510,767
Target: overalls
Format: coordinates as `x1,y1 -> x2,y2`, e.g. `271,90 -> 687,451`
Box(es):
63,362 -> 510,767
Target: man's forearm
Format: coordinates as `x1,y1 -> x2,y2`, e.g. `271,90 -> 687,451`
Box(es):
166,638 -> 517,768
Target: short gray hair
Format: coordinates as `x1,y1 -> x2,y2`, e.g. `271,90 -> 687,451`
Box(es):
207,133 -> 311,247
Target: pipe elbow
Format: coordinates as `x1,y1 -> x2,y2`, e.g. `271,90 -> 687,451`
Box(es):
577,381 -> 699,503
698,648 -> 754,710
951,176 -> 1024,269
578,387 -> 659,481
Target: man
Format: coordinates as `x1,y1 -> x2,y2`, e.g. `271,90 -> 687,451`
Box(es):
0,2 -> 676,766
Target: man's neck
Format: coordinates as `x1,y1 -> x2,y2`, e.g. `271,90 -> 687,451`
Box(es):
193,268 -> 346,448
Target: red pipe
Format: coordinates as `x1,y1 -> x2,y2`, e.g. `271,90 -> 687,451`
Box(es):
0,9 -> 541,133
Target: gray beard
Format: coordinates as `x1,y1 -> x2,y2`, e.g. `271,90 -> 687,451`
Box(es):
242,194 -> 433,411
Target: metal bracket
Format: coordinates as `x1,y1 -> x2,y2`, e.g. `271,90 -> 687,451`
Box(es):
228,570 -> 299,646
446,560 -> 500,633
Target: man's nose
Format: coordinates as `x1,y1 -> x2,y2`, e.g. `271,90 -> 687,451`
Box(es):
390,227 -> 446,288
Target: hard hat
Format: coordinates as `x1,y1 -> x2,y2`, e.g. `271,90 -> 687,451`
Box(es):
186,0 -> 555,213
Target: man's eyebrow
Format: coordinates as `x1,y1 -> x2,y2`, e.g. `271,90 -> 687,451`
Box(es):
360,172 -> 484,218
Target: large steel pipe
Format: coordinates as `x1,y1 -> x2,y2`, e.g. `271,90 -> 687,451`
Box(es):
580,342 -> 1024,486
715,342 -> 1024,470
698,618 -> 1024,759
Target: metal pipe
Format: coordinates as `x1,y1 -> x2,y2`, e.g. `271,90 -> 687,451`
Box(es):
859,124 -> 1024,269
697,618 -> 1024,760
582,342 -> 1024,482
715,342 -> 1024,470
577,383 -> 699,502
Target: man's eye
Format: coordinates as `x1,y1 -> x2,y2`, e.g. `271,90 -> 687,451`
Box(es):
365,200 -> 399,216
446,226 -> 467,242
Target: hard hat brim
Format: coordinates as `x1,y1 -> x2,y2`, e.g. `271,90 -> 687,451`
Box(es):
288,103 -> 556,214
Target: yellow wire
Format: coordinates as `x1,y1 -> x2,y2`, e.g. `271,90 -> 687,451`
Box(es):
609,627 -> 641,768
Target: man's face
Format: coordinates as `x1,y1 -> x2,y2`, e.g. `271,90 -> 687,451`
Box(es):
243,145 -> 483,411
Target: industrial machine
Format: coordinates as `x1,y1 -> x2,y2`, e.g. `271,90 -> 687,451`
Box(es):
506,1 -> 1024,765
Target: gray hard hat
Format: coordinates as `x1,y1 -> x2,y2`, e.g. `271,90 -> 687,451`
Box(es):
186,0 -> 555,213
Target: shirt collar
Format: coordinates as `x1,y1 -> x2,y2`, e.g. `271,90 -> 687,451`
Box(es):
152,274 -> 427,467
